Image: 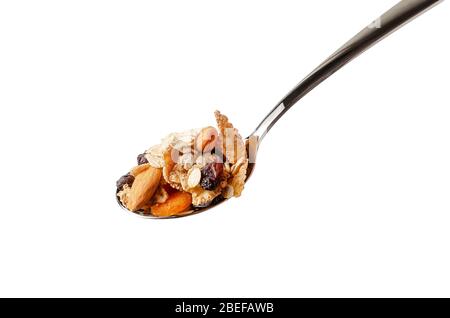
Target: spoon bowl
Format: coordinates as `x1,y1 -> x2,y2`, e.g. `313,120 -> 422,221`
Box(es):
116,136 -> 260,219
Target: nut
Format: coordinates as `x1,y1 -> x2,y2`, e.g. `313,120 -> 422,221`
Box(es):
126,164 -> 162,212
137,153 -> 149,165
187,166 -> 201,188
200,161 -> 223,190
130,164 -> 150,177
195,126 -> 218,153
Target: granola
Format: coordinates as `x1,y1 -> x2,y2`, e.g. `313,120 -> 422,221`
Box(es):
116,111 -> 249,216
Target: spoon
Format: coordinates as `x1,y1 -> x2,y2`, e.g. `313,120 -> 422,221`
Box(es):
118,0 -> 442,218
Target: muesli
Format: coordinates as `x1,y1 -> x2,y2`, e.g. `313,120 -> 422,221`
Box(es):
116,111 -> 248,217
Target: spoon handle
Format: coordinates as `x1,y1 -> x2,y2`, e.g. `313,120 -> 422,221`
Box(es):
251,0 -> 442,142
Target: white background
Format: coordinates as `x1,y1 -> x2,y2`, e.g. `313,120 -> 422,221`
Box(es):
0,0 -> 449,297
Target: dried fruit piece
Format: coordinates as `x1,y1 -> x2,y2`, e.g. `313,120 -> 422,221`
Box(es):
137,153 -> 149,165
116,173 -> 135,191
151,191 -> 192,217
200,161 -> 223,190
211,194 -> 224,206
127,164 -> 162,212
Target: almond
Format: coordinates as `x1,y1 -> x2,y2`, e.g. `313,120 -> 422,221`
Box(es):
187,166 -> 201,188
151,191 -> 192,217
130,164 -> 150,177
126,164 -> 162,212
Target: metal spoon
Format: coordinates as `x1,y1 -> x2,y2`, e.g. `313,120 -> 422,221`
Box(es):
118,0 -> 442,218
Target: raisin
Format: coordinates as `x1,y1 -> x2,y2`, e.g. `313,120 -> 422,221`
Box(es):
211,194 -> 224,205
193,194 -> 224,208
137,153 -> 148,165
200,162 -> 223,190
116,173 -> 135,191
